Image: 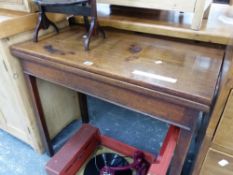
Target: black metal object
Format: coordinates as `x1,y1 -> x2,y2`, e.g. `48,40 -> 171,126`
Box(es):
100,151 -> 149,175
84,153 -> 132,175
33,0 -> 105,50
84,151 -> 149,175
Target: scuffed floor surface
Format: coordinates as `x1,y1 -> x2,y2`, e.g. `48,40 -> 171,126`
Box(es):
0,129 -> 49,175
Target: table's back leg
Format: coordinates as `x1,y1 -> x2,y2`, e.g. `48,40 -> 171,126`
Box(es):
83,17 -> 96,50
25,75 -> 54,156
78,93 -> 89,123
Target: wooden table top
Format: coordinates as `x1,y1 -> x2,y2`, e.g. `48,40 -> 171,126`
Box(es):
11,27 -> 224,111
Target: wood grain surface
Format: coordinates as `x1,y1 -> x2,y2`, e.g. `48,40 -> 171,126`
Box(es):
11,27 -> 224,111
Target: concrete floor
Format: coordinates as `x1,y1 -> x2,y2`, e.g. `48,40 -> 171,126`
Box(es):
0,96 -> 173,175
0,129 -> 49,175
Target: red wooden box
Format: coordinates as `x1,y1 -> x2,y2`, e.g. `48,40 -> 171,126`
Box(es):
46,124 -> 179,175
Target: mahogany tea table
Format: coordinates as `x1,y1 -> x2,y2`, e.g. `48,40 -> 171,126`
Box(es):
11,27 -> 224,175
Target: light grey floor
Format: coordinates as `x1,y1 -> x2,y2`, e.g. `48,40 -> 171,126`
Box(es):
0,129 -> 49,175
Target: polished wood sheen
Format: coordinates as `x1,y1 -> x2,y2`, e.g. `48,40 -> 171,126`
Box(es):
11,27 -> 223,111
10,27 -> 224,175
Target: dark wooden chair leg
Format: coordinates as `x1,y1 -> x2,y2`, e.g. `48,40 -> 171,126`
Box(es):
169,129 -> 193,175
83,17 -> 96,50
83,0 -> 105,50
67,15 -> 76,26
82,2 -> 90,32
34,0 -> 104,50
78,93 -> 89,123
25,75 -> 54,156
33,13 -> 43,42
33,7 -> 59,42
83,16 -> 90,32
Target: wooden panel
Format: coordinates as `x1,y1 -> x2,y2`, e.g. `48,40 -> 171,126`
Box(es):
200,148 -> 233,175
98,0 -> 197,12
37,79 -> 80,139
214,90 -> 233,153
0,46 -> 29,143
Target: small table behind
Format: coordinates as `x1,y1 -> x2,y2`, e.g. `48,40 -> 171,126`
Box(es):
11,27 -> 224,175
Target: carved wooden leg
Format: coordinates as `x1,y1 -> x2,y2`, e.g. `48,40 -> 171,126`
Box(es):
25,75 -> 54,156
83,0 -> 105,50
33,13 -> 43,42
169,129 -> 193,175
78,93 -> 89,123
83,16 -> 90,32
82,2 -> 90,32
83,17 -> 96,50
83,19 -> 106,50
33,9 -> 59,42
90,0 -> 105,39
